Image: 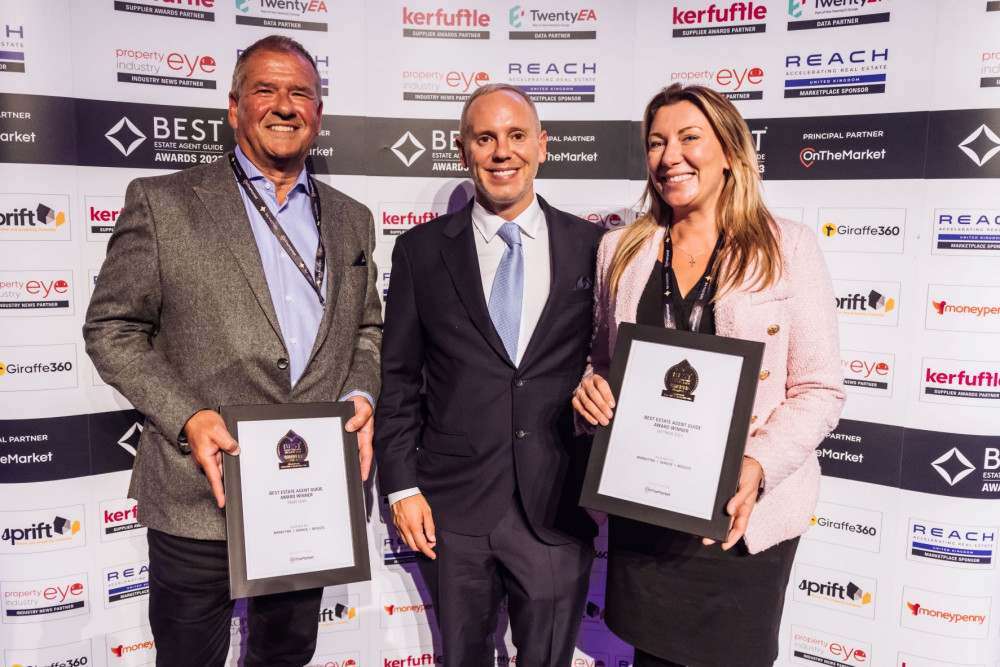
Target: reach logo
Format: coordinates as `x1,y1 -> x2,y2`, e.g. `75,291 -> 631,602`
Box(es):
909,519 -> 997,569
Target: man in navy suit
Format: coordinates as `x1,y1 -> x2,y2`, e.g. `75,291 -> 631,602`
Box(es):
374,84 -> 603,666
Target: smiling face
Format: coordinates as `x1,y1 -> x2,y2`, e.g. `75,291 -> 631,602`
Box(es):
227,49 -> 322,178
646,100 -> 730,221
456,89 -> 547,221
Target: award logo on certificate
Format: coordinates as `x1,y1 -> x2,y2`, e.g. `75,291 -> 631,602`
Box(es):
580,324 -> 765,541
221,402 -> 371,599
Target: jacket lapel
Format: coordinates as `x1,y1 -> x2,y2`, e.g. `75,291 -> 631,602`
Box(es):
193,158 -> 283,341
439,201 -> 513,365
303,184 -> 347,369
518,197 -> 571,369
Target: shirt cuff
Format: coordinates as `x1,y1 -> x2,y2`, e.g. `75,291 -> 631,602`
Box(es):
340,390 -> 374,406
387,487 -> 421,506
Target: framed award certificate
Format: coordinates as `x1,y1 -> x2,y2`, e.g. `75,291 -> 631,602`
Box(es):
580,323 -> 765,541
221,402 -> 370,599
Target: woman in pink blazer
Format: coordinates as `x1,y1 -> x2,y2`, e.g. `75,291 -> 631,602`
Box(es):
573,85 -> 845,667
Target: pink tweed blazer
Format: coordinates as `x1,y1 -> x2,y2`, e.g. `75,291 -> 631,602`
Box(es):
584,218 -> 846,553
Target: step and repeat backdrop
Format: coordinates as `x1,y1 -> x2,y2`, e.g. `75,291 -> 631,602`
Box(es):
1,1 -> 999,665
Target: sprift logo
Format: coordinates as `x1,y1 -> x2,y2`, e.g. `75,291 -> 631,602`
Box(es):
85,195 -> 125,240
115,46 -> 218,89
0,195 -> 71,241
901,587 -> 990,639
793,563 -> 876,618
921,357 -> 1000,405
581,597 -> 606,627
790,625 -> 870,666
317,592 -> 359,633
507,5 -> 597,39
1,573 -> 89,623
926,285 -> 1000,334
114,0 -> 216,21
671,2 -> 767,37
958,124 -> 1000,167
841,350 -> 894,397
0,506 -> 85,554
100,498 -> 143,541
0,24 -> 26,73
668,66 -> 765,100
0,271 -> 74,316
785,47 -> 888,97
908,519 -> 997,569
380,203 -> 444,238
817,207 -> 904,253
833,281 -> 899,326
0,344 -> 78,392
805,501 -> 882,553
382,647 -> 443,667
507,61 -> 596,103
401,7 -> 491,39
104,561 -> 150,607
401,68 -> 490,102
934,209 -> 1000,254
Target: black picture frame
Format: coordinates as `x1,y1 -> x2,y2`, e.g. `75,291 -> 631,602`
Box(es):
580,323 -> 765,541
221,402 -> 370,599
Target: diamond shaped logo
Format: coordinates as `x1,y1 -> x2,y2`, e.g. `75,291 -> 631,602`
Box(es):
105,117 -> 146,157
931,447 -> 975,486
117,422 -> 143,457
391,131 -> 426,167
958,124 -> 1000,167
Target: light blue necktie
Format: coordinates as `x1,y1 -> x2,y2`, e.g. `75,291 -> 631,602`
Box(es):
489,222 -> 524,364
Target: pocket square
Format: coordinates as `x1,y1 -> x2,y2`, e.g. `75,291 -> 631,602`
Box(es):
351,250 -> 367,267
573,276 -> 593,291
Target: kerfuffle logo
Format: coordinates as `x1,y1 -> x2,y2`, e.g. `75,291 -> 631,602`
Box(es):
402,7 -> 490,26
906,601 -> 986,625
673,2 -> 767,24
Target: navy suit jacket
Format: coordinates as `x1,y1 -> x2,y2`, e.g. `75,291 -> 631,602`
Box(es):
374,196 -> 603,545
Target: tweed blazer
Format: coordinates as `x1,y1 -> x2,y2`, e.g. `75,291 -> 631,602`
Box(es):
84,157 -> 382,541
584,218 -> 845,553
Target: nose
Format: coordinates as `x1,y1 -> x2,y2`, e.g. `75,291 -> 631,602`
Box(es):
659,139 -> 681,167
493,136 -> 511,160
271,90 -> 295,117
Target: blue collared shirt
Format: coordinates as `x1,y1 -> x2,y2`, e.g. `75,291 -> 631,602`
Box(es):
234,146 -> 325,386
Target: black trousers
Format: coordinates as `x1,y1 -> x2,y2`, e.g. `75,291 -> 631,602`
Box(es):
417,497 -> 594,667
146,528 -> 323,667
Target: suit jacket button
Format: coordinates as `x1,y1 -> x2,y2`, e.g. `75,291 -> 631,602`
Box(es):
759,370 -> 770,380
277,358 -> 289,370
514,378 -> 524,387
515,429 -> 526,439
767,324 -> 780,335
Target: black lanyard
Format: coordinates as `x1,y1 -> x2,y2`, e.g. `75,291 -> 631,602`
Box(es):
661,231 -> 724,332
228,153 -> 326,305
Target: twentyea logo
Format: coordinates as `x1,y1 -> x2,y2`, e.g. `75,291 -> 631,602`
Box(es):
805,501 -> 882,553
833,280 -> 899,326
507,5 -> 597,39
104,561 -> 150,607
115,47 -> 217,89
402,6 -> 491,39
908,519 -> 997,569
785,47 -> 888,98
901,587 -> 990,639
234,0 -> 330,32
841,350 -> 894,397
793,563 -> 876,618
817,207 -> 904,253
790,625 -> 871,666
787,0 -> 890,31
0,505 -> 84,554
0,271 -> 74,316
401,68 -> 490,102
507,61 -> 596,103
671,2 -> 767,38
381,648 -> 444,667
934,209 -> 1000,255
380,203 -> 444,237
113,0 -> 217,22
958,124 -> 1000,167
0,195 -> 70,241
0,344 -> 78,392
668,66 -> 765,100
1,572 -> 89,623
926,285 -> 1000,334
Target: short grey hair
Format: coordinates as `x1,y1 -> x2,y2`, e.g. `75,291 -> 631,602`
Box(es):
230,35 -> 322,101
459,84 -> 541,138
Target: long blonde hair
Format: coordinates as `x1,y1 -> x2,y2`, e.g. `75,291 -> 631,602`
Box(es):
608,84 -> 781,298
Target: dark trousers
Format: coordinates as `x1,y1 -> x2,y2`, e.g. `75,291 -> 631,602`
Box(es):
633,649 -> 685,667
147,529 -> 323,667
417,497 -> 593,667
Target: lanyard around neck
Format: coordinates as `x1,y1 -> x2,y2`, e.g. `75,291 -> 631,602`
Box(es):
661,231 -> 724,332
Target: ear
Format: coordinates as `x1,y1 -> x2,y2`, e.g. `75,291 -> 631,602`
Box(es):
537,130 -> 547,164
455,135 -> 468,169
227,94 -> 239,131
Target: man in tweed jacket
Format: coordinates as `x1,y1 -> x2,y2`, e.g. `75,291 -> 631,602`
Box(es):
83,36 -> 381,666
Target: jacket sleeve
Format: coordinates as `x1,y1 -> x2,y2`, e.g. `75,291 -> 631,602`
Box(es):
341,206 -> 383,404
575,232 -> 616,435
743,226 -> 846,493
373,238 -> 425,495
82,178 -> 205,447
